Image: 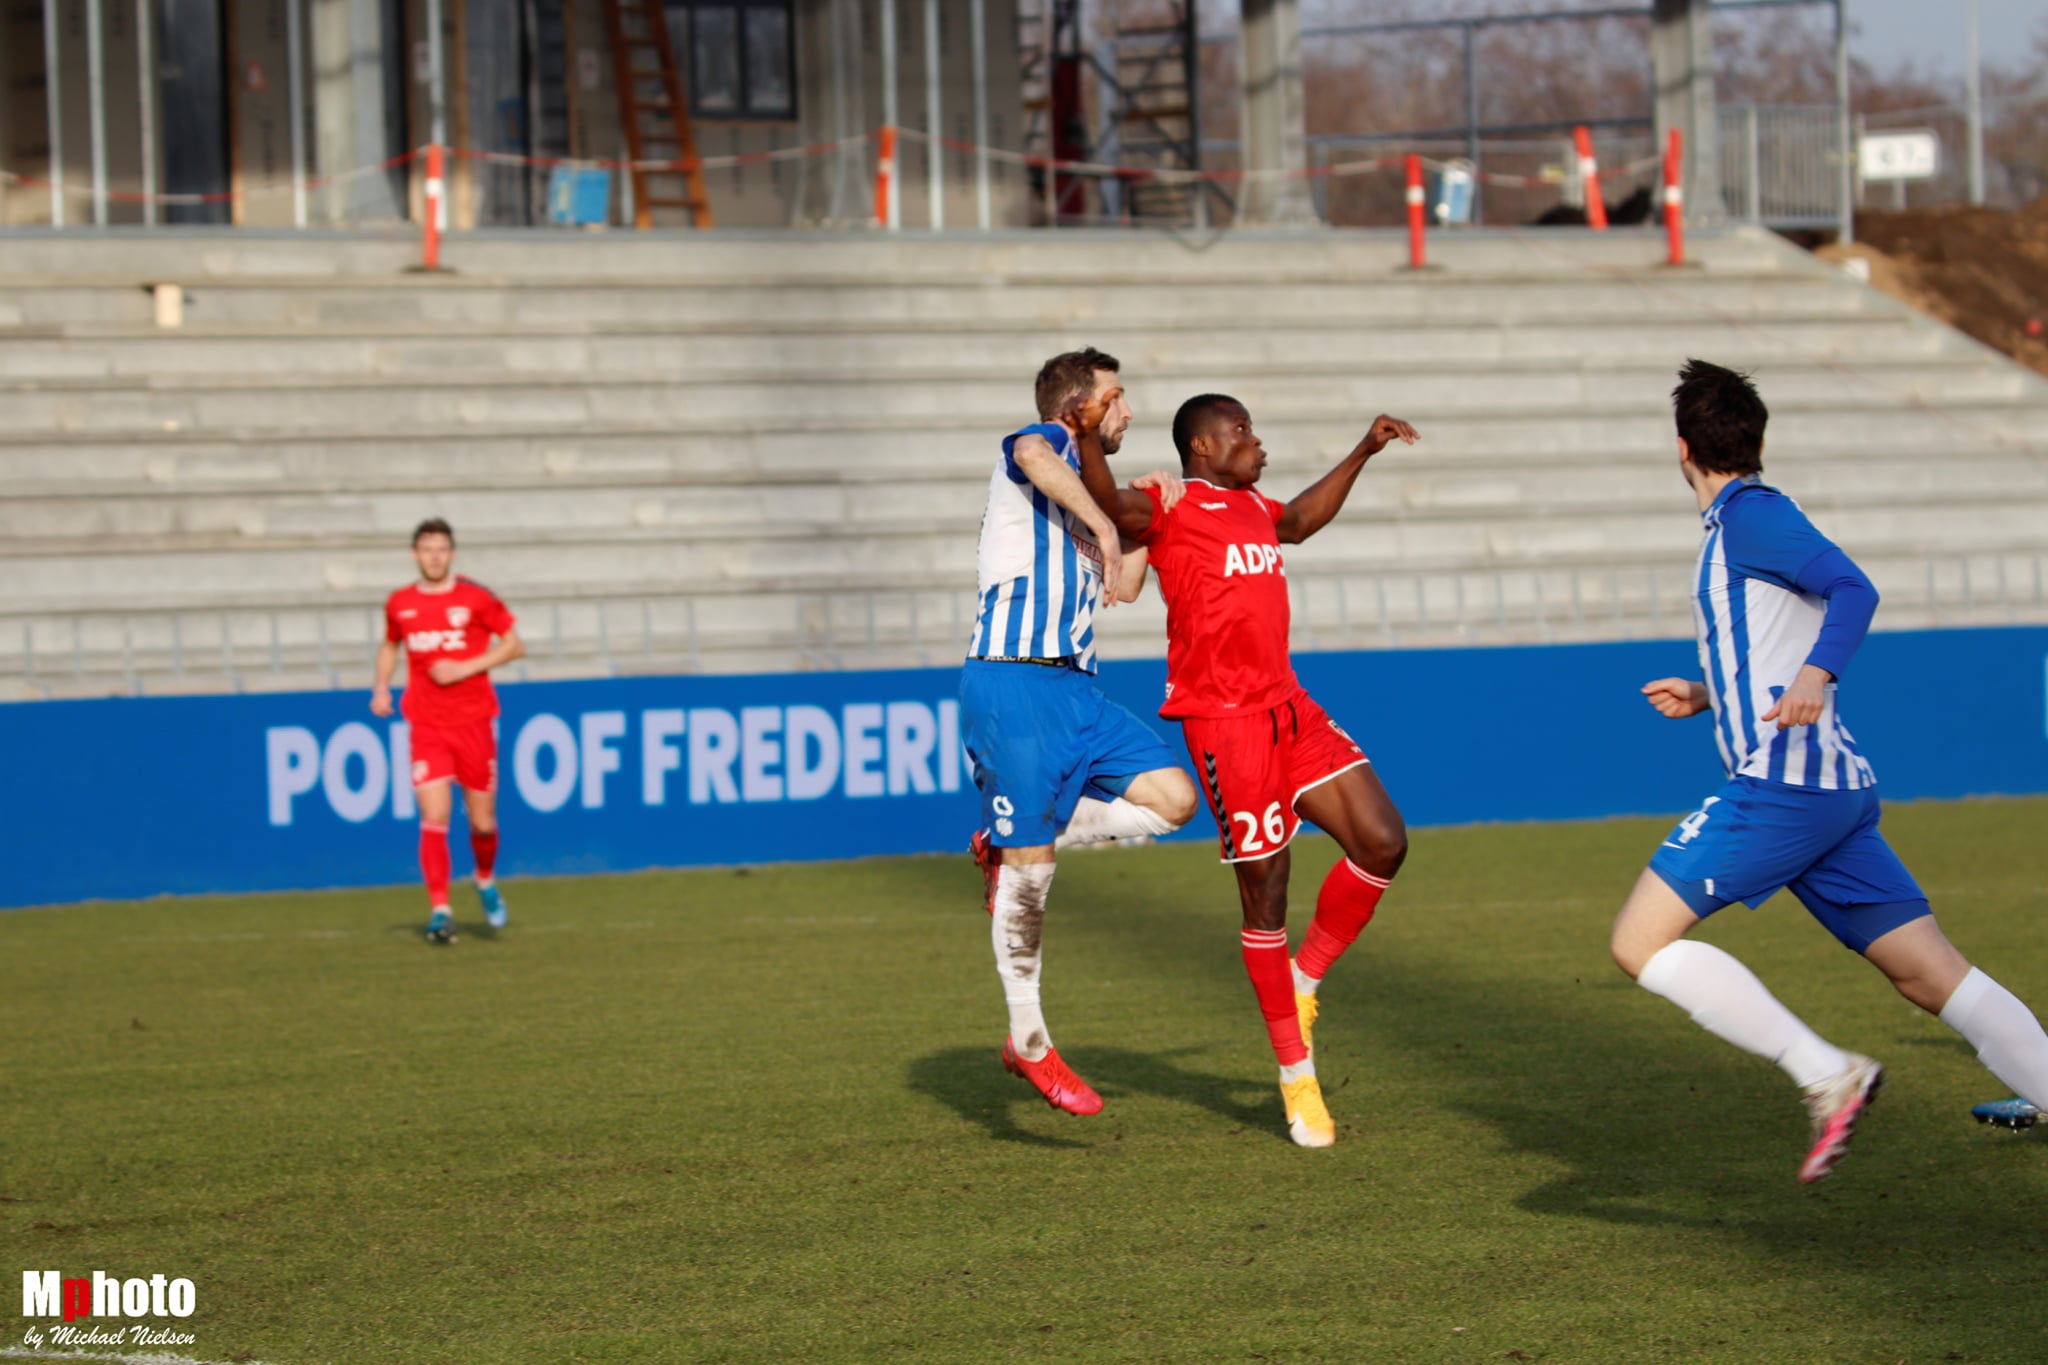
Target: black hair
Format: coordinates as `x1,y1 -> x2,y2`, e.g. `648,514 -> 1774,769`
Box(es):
413,517 -> 455,547
1671,358 -> 1768,475
1171,393 -> 1244,467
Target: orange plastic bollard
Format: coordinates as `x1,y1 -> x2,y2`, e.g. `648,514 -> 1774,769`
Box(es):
874,126 -> 897,229
422,144 -> 445,271
1572,126 -> 1607,231
1664,128 -> 1685,266
1405,154 -> 1426,269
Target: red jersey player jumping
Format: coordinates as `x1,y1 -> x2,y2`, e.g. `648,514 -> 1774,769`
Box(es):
371,518 -> 525,944
1076,392 -> 1419,1147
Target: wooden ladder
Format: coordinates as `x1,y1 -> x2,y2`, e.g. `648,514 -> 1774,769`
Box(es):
600,0 -> 713,228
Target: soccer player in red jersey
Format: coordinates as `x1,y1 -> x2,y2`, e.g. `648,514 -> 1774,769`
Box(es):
371,519 -> 525,944
1075,393 -> 1419,1146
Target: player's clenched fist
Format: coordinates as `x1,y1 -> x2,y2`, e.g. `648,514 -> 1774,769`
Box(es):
1641,676 -> 1710,718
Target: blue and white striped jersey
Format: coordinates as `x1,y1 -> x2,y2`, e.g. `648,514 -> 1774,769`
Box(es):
967,422 -> 1104,672
1693,476 -> 1877,790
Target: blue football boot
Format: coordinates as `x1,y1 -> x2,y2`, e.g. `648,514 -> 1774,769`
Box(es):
477,882 -> 507,930
1971,1097 -> 2040,1130
425,908 -> 457,945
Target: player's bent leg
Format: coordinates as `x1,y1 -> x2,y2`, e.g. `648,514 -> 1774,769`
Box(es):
1859,915 -> 1969,1014
1054,768 -> 1195,850
1609,868 -> 1704,980
1124,766 -> 1198,827
1621,868 -> 1880,1181
1865,919 -> 2048,1112
1295,763 -> 1406,882
1292,767 -> 1403,996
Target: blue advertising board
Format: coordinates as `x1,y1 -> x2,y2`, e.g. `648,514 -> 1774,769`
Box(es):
3,627 -> 2044,908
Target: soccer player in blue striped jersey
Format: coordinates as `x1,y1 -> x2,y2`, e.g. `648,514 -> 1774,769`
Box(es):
1609,359 -> 2048,1182
963,347 -> 1200,1116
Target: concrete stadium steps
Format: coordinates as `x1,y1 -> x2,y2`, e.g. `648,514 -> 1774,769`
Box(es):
0,313 -> 1955,381
11,487 -> 2048,614
1,401 -> 2039,492
7,447 -> 2048,542
3,224 -> 2046,695
0,226 -> 1793,280
0,358 -> 2033,437
9,545 -> 2043,701
0,273 -> 1903,333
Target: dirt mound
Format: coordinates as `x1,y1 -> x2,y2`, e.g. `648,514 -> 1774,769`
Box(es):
1815,198 -> 2048,379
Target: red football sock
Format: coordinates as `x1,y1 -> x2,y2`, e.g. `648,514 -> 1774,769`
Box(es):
471,828 -> 499,883
1241,927 -> 1308,1066
1296,859 -> 1391,982
420,823 -> 451,908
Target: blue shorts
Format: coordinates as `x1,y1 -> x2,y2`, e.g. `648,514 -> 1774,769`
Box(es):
1648,775 -> 1930,954
959,658 -> 1182,848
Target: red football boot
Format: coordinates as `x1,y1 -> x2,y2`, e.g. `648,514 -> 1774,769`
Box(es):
1002,1037 -> 1104,1116
971,828 -> 1000,916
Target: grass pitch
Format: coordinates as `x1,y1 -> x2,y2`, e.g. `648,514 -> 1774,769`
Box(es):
5,799 -> 2047,1364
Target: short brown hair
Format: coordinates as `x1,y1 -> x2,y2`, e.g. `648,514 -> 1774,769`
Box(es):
1034,347 -> 1120,421
413,517 -> 455,547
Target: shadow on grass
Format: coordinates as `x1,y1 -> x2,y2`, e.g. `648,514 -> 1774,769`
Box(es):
909,1044 -> 1276,1148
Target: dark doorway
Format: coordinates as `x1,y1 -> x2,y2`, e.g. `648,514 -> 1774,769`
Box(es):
157,0 -> 230,224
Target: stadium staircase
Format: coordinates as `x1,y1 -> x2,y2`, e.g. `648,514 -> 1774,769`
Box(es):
2,227 -> 2046,698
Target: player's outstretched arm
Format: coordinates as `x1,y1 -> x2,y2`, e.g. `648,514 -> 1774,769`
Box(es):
370,639 -> 401,717
1013,435 -> 1126,605
1642,677 -> 1710,718
1276,415 -> 1418,544
428,628 -> 527,686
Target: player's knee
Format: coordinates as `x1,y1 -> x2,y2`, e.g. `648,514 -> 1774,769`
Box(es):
1608,920 -> 1661,981
1155,773 -> 1198,828
470,814 -> 497,836
1351,820 -> 1407,877
1609,932 -> 1643,980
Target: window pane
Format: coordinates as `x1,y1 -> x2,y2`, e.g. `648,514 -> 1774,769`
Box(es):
692,5 -> 741,113
743,5 -> 793,117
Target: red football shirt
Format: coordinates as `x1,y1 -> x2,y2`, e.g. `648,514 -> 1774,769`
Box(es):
1136,479 -> 1299,719
384,577 -> 517,727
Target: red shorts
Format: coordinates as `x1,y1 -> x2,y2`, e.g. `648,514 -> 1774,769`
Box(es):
1182,689 -> 1369,863
409,718 -> 498,793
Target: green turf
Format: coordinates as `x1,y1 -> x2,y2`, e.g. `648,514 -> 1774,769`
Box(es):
5,798 -> 2047,1364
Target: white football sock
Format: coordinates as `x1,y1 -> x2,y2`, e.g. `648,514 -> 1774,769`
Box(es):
1940,967 -> 2048,1109
1279,1059 -> 1316,1085
992,862 -> 1058,1061
1292,961 -> 1321,995
1637,940 -> 1849,1090
1054,795 -> 1183,850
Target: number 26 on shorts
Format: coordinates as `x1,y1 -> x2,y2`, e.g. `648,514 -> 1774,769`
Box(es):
1233,801 -> 1289,855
